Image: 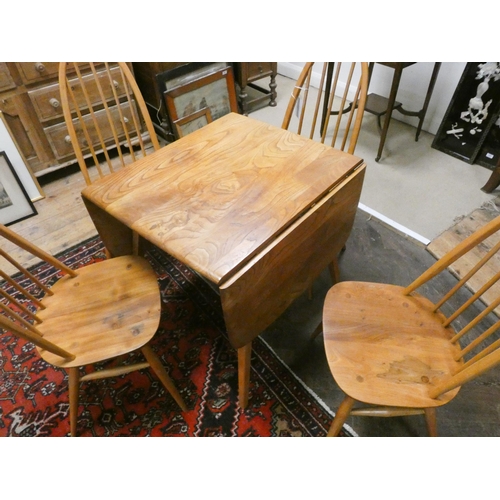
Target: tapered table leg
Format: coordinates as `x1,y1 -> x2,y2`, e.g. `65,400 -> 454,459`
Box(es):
238,342 -> 252,409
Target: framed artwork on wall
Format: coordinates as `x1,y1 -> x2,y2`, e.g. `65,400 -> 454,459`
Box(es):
0,151 -> 38,226
164,66 -> 238,128
432,62 -> 500,167
173,107 -> 213,139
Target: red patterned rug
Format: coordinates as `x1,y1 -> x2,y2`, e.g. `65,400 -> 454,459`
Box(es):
0,236 -> 354,437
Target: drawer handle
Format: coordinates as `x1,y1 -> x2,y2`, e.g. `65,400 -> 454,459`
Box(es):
113,80 -> 119,88
49,98 -> 60,108
66,134 -> 87,146
35,62 -> 46,73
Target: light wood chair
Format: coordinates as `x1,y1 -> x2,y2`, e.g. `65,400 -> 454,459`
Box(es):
0,224 -> 187,436
59,62 -> 160,187
282,62 -> 369,156
323,214 -> 500,436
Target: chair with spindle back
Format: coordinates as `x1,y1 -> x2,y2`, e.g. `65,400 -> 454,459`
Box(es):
59,62 -> 160,256
0,223 -> 187,437
59,62 -> 160,187
282,63 -> 369,328
323,214 -> 500,436
282,62 -> 369,155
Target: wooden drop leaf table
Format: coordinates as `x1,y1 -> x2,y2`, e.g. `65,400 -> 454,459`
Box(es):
81,112 -> 366,409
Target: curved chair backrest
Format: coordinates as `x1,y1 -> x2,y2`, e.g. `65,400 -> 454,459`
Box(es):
404,214 -> 500,400
59,62 -> 160,186
282,62 -> 369,154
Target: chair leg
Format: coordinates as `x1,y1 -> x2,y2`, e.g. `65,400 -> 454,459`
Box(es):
310,321 -> 323,340
68,367 -> 80,437
141,344 -> 188,412
424,407 -> 438,437
329,257 -> 340,284
327,395 -> 355,437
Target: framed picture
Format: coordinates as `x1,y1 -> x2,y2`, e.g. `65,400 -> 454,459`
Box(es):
0,111 -> 44,201
156,62 -> 228,94
0,151 -> 38,226
173,107 -> 213,139
432,63 -> 500,167
164,66 -> 238,128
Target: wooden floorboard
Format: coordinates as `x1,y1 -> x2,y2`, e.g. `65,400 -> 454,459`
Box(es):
427,205 -> 500,309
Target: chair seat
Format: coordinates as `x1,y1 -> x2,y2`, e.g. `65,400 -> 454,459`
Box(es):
322,281 -> 463,408
37,255 -> 161,368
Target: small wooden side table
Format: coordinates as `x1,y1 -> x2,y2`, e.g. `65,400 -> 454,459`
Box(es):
233,62 -> 277,115
365,62 -> 442,162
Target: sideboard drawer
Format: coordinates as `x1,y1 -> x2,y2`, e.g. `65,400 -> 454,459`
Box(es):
45,101 -> 139,159
16,62 -> 61,84
0,63 -> 15,91
29,66 -> 125,122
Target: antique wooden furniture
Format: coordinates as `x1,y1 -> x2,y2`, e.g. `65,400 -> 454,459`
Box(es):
81,112 -> 366,409
323,214 -> 500,436
482,157 -> 500,193
59,62 -> 160,186
233,62 -> 277,115
366,62 -> 441,162
0,63 -> 136,179
0,223 -> 187,436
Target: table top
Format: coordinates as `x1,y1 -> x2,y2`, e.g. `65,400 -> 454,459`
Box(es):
82,113 -> 363,285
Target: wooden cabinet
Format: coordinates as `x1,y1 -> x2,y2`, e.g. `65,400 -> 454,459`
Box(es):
0,62 -> 132,178
233,62 -> 277,115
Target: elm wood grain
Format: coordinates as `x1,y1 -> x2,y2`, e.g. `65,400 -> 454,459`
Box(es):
0,224 -> 187,436
81,112 -> 364,407
323,214 -> 500,436
219,165 -> 365,348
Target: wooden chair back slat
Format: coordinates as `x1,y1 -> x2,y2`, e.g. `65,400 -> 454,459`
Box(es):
0,287 -> 41,322
59,62 -> 160,186
403,215 -> 500,399
0,314 -> 74,360
0,270 -> 45,309
434,238 -> 500,315
0,223 -> 78,358
282,62 -> 369,155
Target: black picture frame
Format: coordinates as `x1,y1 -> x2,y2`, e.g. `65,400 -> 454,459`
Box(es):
432,63 -> 500,167
0,151 -> 37,226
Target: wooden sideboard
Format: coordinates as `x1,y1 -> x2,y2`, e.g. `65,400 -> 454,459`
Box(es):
0,62 -> 133,178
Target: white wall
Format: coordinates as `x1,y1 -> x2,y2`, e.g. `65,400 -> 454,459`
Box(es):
278,62 -> 467,136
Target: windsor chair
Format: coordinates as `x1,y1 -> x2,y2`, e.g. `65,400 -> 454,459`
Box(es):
0,224 -> 187,436
323,214 -> 500,436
